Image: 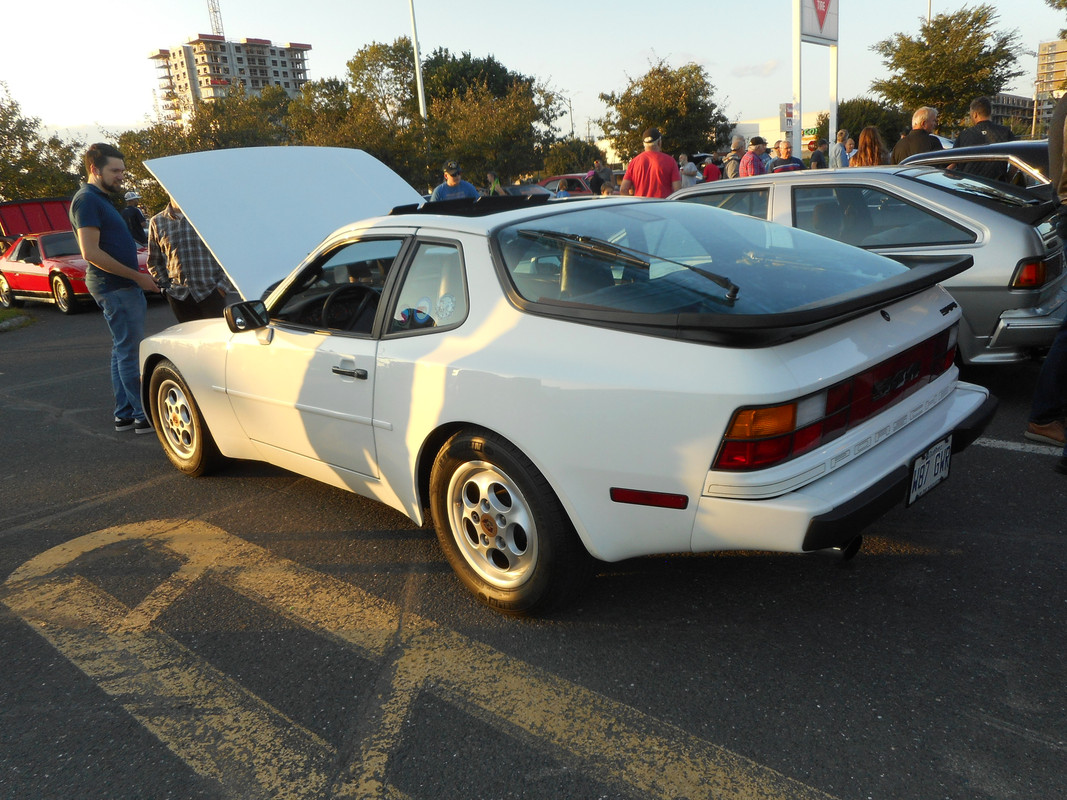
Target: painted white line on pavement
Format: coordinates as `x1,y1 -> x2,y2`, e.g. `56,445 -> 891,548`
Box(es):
972,436 -> 1061,456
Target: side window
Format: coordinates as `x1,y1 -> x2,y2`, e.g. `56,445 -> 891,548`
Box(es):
272,238 -> 403,333
680,189 -> 769,220
793,186 -> 975,248
389,241 -> 468,334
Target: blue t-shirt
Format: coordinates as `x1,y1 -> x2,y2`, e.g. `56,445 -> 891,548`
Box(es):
70,183 -> 139,294
429,179 -> 479,202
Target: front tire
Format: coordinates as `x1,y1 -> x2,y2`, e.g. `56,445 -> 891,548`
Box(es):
51,274 -> 79,314
430,428 -> 591,614
149,359 -> 221,477
0,273 -> 23,309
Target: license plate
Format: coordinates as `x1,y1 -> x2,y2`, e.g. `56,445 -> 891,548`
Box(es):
907,436 -> 952,506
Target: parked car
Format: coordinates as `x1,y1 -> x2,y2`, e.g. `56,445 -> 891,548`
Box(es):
140,147 -> 994,614
671,166 -> 1067,365
0,230 -> 150,314
538,173 -> 593,195
901,140 -> 1051,197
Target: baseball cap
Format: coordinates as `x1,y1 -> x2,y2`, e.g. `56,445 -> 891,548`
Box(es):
443,160 -> 461,175
642,127 -> 662,143
750,136 -> 768,147
124,190 -> 141,201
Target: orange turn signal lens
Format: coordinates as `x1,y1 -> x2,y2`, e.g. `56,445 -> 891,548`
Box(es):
726,404 -> 797,439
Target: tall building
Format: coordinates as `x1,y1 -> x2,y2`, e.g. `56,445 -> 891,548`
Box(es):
990,93 -> 1034,130
150,34 -> 311,122
1035,39 -> 1067,135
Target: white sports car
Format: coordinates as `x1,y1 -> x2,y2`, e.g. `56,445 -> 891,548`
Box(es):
140,147 -> 996,614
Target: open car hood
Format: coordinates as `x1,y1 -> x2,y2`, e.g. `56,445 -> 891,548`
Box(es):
144,147 -> 424,300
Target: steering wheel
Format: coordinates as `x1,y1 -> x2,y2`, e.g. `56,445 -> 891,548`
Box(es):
321,284 -> 379,331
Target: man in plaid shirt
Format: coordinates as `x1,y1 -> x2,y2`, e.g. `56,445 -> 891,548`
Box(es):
147,199 -> 236,322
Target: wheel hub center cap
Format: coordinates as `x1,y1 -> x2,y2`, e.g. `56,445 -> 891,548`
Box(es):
479,516 -> 497,537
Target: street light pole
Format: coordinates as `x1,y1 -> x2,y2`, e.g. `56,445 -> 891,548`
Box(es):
409,0 -> 427,120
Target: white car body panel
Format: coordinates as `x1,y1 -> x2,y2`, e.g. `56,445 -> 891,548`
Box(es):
144,147 -> 423,301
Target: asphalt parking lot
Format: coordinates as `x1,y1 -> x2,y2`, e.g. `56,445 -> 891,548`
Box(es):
0,301 -> 1063,800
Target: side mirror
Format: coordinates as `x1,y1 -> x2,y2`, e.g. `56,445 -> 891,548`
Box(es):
225,299 -> 269,332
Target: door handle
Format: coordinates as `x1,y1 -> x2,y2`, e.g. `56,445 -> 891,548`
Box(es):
332,366 -> 368,379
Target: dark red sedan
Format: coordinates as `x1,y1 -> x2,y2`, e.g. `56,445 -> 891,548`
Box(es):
0,230 -> 149,315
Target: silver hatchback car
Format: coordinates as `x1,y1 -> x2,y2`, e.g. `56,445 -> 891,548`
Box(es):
672,166 -> 1066,365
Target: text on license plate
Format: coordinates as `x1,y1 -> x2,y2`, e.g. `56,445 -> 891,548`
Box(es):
908,436 -> 952,506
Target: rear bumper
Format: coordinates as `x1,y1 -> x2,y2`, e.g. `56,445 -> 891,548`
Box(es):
688,383 -> 996,555
987,285 -> 1067,353
801,392 -> 998,551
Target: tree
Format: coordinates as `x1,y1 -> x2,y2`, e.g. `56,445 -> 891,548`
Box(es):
870,5 -> 1022,133
598,59 -> 733,162
1046,0 -> 1067,38
427,81 -> 550,189
114,86 -> 296,214
816,98 -> 911,152
0,85 -> 83,202
543,139 -> 604,177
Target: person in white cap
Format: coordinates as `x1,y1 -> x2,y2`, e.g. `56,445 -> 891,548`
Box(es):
120,189 -> 147,245
618,127 -> 681,198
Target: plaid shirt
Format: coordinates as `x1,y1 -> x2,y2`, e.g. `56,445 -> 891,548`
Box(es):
147,208 -> 234,303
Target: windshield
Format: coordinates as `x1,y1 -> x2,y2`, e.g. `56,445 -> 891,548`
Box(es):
903,167 -> 1040,207
495,201 -> 908,316
40,232 -> 81,258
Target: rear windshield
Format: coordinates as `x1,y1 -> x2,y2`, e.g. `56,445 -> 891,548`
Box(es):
904,167 -> 1041,208
494,201 -> 908,317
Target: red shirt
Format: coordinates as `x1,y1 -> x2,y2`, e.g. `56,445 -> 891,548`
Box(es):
623,150 -> 681,198
702,163 -> 721,182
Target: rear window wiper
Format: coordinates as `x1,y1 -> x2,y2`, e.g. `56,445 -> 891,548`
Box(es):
517,228 -> 740,301
517,229 -> 649,268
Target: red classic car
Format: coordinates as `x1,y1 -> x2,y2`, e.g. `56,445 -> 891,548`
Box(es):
0,230 -> 150,315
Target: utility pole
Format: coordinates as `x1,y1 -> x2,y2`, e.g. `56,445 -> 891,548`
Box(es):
409,0 -> 428,120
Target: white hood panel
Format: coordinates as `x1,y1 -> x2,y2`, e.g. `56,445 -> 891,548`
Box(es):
144,147 -> 424,300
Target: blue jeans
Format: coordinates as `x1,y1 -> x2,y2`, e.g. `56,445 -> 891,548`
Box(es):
93,287 -> 147,421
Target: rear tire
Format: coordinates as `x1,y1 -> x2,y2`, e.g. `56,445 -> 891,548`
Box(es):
51,274 -> 79,314
0,273 -> 23,309
149,359 -> 222,477
429,428 -> 592,614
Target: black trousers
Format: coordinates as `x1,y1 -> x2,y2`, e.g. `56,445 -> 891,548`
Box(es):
165,288 -> 228,323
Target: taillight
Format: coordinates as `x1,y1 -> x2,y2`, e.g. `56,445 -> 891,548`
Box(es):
713,325 -> 958,471
1011,258 -> 1048,288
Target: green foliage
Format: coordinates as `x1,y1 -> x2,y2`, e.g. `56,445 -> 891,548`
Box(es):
544,139 -> 604,177
0,85 -> 82,202
426,81 -> 550,191
598,59 -> 733,161
870,4 -> 1022,132
816,98 -> 911,151
423,48 -> 520,100
1047,0 -> 1067,38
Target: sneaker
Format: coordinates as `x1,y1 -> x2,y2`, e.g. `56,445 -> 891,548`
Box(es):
1024,419 -> 1065,446
133,418 -> 154,435
114,417 -> 135,432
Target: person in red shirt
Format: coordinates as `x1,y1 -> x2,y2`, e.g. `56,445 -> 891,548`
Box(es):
701,157 -> 721,182
619,128 -> 682,198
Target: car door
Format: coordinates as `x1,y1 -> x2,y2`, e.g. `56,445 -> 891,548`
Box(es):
224,236 -> 408,479
5,237 -> 47,292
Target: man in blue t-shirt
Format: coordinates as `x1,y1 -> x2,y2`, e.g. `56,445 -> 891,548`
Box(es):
429,161 -> 479,202
69,143 -> 161,433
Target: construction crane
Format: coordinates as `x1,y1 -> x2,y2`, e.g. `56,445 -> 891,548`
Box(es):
207,0 -> 225,37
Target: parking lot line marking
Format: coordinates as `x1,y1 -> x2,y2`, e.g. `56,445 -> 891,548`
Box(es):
973,436 -> 1060,455
3,520 -> 840,800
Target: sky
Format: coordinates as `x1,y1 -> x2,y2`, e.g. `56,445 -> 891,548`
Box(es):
2,0 -> 1063,143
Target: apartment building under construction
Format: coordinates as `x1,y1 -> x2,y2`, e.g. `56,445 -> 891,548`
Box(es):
150,34 -> 311,121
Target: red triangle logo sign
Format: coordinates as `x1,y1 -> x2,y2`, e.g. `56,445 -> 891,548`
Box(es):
814,0 -> 831,29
